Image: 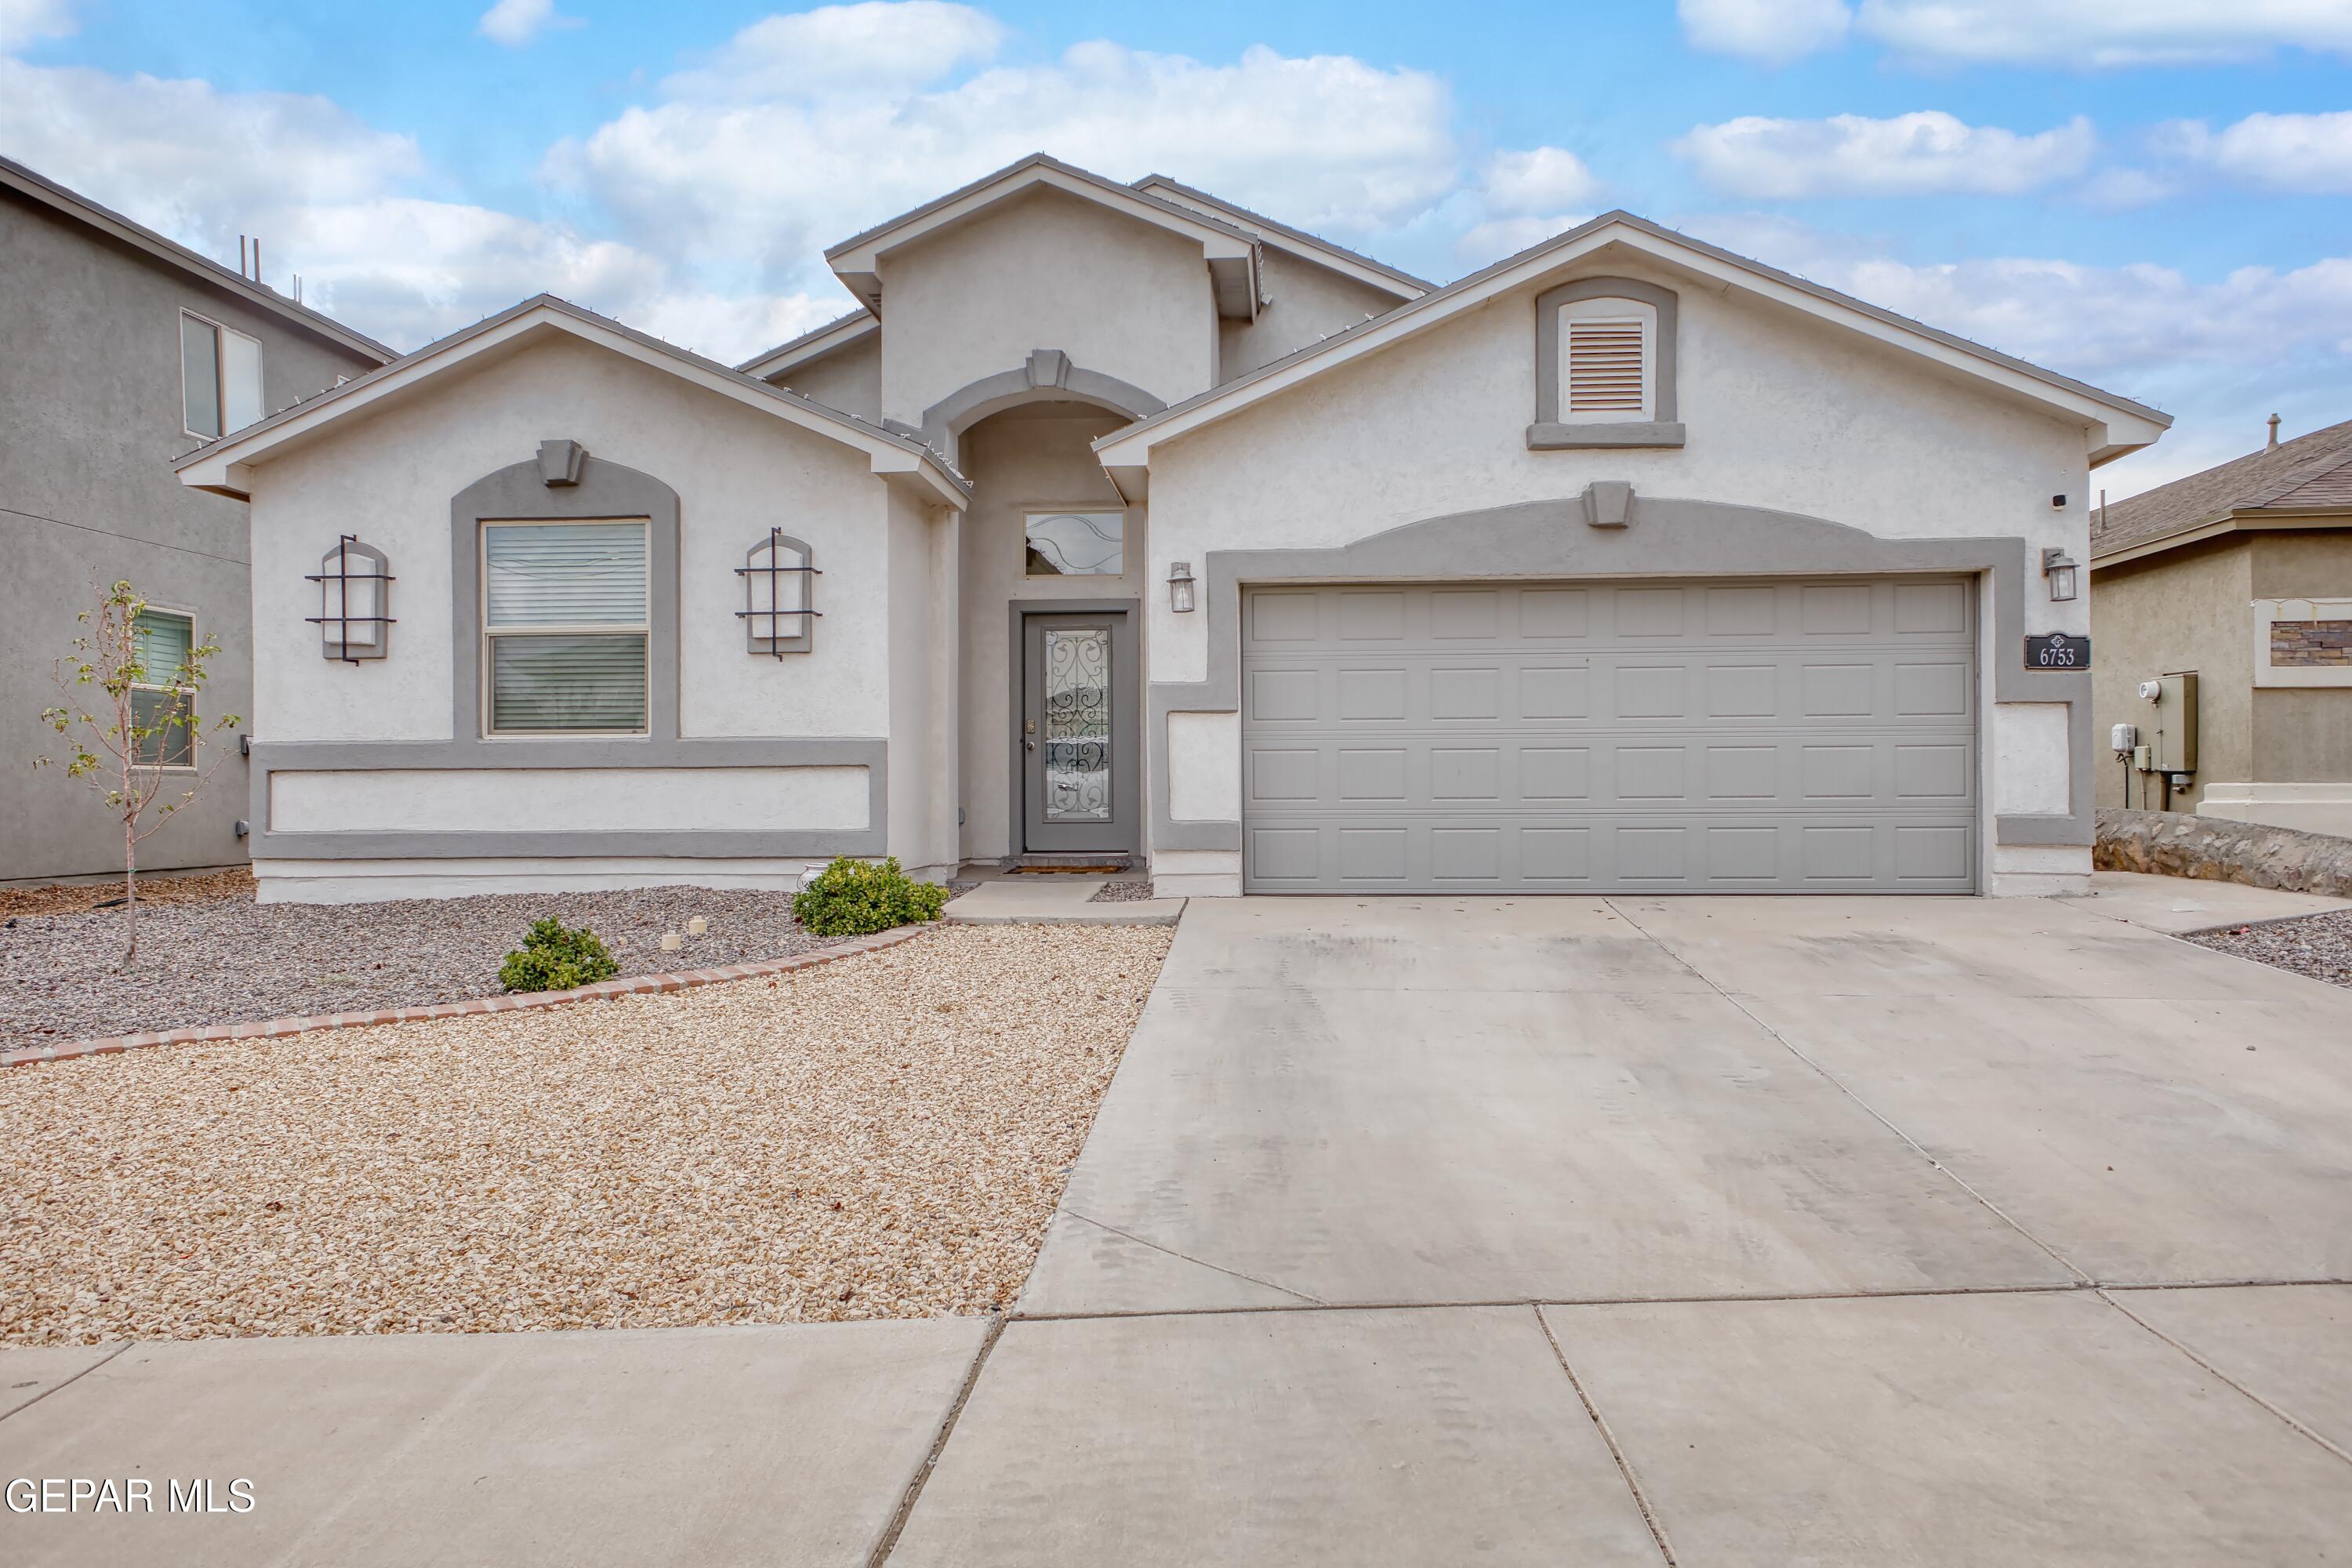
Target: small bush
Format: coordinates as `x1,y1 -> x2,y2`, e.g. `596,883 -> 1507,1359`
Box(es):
499,916 -> 620,993
792,856 -> 948,936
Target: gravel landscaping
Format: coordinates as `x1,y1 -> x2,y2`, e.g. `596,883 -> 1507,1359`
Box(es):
1089,879 -> 1160,903
0,923 -> 1173,1344
2,883 -> 856,1051
2189,910 -> 2352,989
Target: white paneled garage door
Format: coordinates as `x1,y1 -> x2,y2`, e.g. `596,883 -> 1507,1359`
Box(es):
1240,577 -> 1978,894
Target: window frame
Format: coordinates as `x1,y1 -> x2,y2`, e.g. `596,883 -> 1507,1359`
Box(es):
179,307 -> 263,441
129,604 -> 201,771
477,517 -> 654,739
1528,275 -> 1685,451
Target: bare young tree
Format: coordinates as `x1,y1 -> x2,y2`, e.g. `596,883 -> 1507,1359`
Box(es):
38,579 -> 240,966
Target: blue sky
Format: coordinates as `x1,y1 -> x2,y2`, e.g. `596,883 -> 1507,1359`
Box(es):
5,0 -> 2349,497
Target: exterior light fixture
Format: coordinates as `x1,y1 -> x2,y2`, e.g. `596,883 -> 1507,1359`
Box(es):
304,534 -> 393,662
1168,559 -> 1196,614
737,528 -> 819,656
2042,547 -> 2079,604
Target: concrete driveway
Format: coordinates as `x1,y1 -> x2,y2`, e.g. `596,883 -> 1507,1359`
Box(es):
7,876 -> 2351,1565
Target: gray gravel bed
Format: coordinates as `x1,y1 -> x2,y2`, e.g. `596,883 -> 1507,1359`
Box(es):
2,885 -> 854,1051
1088,880 -> 1160,902
2188,909 -> 2352,989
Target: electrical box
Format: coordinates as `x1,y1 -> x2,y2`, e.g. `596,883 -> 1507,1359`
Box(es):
2146,671 -> 2198,773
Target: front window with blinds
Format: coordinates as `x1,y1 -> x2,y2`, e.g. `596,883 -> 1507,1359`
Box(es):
180,310 -> 263,440
481,521 -> 650,735
131,609 -> 197,768
1559,297 -> 1656,424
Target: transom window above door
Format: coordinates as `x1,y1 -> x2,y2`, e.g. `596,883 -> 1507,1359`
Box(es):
481,519 -> 650,735
1025,511 -> 1124,577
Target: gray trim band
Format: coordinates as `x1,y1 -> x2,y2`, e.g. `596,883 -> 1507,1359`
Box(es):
247,737 -> 889,861
1527,422 -> 1686,449
920,354 -> 1167,465
1145,492 -> 2094,864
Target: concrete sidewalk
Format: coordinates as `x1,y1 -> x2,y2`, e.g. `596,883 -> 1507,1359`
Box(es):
8,878 -> 2351,1565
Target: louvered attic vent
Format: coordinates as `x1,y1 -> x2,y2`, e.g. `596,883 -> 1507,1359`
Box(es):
1566,321 -> 1646,414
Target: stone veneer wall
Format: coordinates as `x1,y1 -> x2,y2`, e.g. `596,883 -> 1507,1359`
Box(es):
2096,808 -> 2352,897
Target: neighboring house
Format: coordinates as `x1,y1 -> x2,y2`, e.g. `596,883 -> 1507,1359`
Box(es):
2091,417 -> 2352,836
1,155 -> 394,884
174,154 -> 2166,904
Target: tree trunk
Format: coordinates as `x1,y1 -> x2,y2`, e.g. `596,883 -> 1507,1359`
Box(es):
122,803 -> 139,969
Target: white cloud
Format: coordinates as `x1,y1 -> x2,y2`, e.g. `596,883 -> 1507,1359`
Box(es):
1674,112 -> 2096,198
477,0 -> 580,49
1453,213 -> 1596,270
1858,0 -> 2352,67
548,18 -> 1466,290
662,1 -> 1004,97
1677,0 -> 1851,65
0,54 -> 830,359
1677,0 -> 2352,67
1478,147 -> 1599,218
2162,111 -> 2352,194
0,0 -> 74,50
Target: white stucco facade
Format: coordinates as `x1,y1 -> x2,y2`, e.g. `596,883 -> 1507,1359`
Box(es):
184,154 -> 2166,902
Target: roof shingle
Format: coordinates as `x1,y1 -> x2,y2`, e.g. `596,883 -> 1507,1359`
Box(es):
2093,417 -> 2352,560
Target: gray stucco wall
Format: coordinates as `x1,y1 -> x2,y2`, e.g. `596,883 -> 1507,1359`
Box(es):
2090,536 -> 2252,814
772,331 -> 881,422
2250,532 -> 2352,785
1217,249 -> 1410,382
0,186 -> 381,882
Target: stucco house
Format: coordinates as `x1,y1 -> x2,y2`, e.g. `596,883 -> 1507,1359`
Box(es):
174,154 -> 2167,904
2,155 -> 393,885
2092,417 -> 2352,835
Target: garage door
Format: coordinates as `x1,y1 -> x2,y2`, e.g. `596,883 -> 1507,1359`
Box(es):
1240,577 -> 1977,894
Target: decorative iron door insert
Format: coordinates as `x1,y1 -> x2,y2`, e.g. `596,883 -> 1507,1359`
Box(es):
1020,610 -> 1139,854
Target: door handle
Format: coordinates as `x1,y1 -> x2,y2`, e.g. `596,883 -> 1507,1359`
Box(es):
1024,739 -> 1037,750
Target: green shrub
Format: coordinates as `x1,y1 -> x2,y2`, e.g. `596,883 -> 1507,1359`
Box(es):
499,916 -> 620,993
792,856 -> 949,936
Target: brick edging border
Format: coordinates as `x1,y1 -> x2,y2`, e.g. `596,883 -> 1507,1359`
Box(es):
3,924 -> 935,1069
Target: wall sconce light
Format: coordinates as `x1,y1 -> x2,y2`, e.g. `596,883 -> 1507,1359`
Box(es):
737,528 -> 820,656
304,534 -> 393,662
1168,559 -> 1196,614
2042,547 -> 2079,604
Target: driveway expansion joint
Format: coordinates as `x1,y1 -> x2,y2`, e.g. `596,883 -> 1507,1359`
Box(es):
867,1314 -> 1007,1567
1055,1209 -> 1329,1306
2094,1287 -> 2352,1469
1536,1305 -> 1679,1566
0,1341 -> 129,1424
1600,896 -> 2099,1291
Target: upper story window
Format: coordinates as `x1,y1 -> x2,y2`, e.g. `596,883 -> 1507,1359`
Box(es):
1530,277 -> 1685,450
181,310 -> 263,439
130,608 -> 198,768
481,520 -> 651,735
1026,510 -> 1125,577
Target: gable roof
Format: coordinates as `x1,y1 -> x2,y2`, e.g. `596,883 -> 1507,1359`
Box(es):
1,154 -> 396,366
824,153 -> 1263,321
735,307 -> 877,382
1129,174 -> 1430,299
2092,417 -> 2352,566
173,294 -> 968,507
1094,209 -> 2171,485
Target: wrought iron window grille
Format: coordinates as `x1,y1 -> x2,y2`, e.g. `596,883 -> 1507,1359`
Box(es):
735,526 -> 821,657
303,534 -> 395,662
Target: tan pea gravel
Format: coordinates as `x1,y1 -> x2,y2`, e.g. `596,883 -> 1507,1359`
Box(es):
0,924 -> 1171,1346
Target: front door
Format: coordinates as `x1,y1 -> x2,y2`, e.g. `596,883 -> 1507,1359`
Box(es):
1021,610 -> 1138,854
